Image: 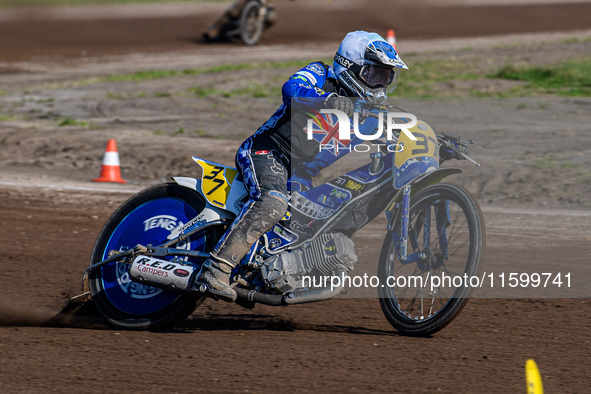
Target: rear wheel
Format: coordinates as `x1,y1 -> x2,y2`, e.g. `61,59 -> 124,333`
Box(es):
378,183 -> 485,336
89,183 -> 224,330
239,1 -> 264,45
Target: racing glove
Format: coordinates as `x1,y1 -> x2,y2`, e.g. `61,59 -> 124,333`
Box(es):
325,94 -> 355,118
288,166 -> 314,192
439,140 -> 470,162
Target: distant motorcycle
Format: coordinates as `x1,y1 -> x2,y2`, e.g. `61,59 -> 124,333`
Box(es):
81,106 -> 485,336
204,0 -> 277,46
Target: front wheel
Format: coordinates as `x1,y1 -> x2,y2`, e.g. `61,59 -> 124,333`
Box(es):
378,183 -> 486,336
88,183 -> 224,330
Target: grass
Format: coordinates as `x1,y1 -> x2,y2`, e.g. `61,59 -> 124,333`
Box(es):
395,53 -> 591,97
560,36 -> 591,44
31,45 -> 591,100
490,57 -> 591,97
532,155 -> 580,170
57,117 -> 88,127
187,86 -> 218,98
534,156 -> 558,169
579,170 -> 591,184
107,91 -> 146,99
75,59 -> 316,87
187,83 -> 279,99
392,57 -> 483,97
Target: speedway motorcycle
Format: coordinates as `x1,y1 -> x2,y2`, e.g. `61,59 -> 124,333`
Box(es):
80,109 -> 485,336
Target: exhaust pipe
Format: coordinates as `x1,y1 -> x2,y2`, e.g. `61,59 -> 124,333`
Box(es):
233,266 -> 348,306
283,266 -> 348,305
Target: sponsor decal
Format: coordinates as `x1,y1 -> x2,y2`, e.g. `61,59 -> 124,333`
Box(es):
177,214 -> 205,236
314,87 -> 326,96
344,180 -> 364,192
173,268 -> 190,278
134,256 -> 177,278
273,225 -> 293,242
117,233 -> 191,299
334,53 -> 354,69
128,256 -> 195,290
306,63 -> 325,76
116,261 -> 163,299
144,215 -> 182,232
330,188 -> 349,200
324,240 -> 336,255
255,150 -> 270,155
295,71 -> 317,85
290,192 -> 335,220
269,237 -> 282,249
267,155 -> 285,175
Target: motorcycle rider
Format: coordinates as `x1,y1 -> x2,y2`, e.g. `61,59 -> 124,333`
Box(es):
194,31 -> 408,301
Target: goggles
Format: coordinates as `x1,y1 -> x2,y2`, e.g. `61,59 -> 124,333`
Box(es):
359,65 -> 396,88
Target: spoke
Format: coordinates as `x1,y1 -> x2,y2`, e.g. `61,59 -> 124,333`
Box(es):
388,191 -> 474,322
448,241 -> 468,258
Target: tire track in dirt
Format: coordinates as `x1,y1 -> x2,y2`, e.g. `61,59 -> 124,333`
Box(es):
1,1 -> 591,62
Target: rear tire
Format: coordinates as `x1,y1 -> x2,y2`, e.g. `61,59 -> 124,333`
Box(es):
239,1 -> 264,45
89,183 -> 223,330
378,183 -> 485,336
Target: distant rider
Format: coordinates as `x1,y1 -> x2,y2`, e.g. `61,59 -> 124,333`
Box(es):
194,31 -> 408,301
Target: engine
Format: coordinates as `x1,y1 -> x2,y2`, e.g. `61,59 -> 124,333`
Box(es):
260,232 -> 357,293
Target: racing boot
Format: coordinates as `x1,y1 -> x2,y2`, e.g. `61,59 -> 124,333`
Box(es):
193,257 -> 237,302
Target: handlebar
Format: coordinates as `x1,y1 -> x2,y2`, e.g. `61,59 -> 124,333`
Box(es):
437,133 -> 480,167
354,104 -> 480,167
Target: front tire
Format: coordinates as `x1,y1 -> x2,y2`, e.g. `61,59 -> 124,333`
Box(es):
89,183 -> 223,330
378,183 -> 486,336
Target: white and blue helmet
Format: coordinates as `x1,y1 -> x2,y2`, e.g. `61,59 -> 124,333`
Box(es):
333,31 -> 408,103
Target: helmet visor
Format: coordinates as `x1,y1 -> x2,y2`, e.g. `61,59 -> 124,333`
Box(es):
359,65 -> 395,88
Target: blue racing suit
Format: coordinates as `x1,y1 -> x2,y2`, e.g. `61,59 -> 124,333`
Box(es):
209,61 -> 378,267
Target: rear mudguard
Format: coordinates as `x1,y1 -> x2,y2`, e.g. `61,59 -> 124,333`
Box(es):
169,157 -> 248,241
168,176 -> 240,243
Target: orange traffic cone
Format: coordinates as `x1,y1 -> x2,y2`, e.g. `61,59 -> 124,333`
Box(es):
93,139 -> 126,183
387,29 -> 397,51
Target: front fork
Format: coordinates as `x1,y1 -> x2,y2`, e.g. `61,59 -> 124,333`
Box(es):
399,185 -> 411,262
387,185 -> 451,265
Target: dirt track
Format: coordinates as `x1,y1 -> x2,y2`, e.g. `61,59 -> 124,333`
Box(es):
1,1 -> 591,392
0,187 -> 590,392
2,0 -> 591,61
